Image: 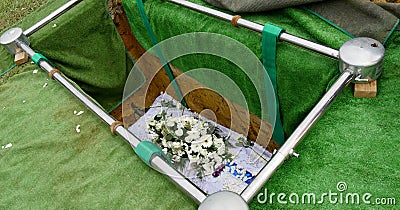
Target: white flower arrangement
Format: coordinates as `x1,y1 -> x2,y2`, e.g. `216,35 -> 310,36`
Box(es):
147,99 -> 233,177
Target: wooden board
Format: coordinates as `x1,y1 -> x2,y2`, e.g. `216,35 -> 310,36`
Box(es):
14,50 -> 29,65
354,80 -> 377,98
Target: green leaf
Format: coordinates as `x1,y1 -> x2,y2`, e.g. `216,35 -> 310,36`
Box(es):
165,134 -> 173,141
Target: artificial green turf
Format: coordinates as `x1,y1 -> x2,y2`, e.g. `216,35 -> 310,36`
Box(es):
124,0 -> 351,135
124,0 -> 400,209
0,65 -> 197,209
0,0 -> 399,209
0,0 -> 132,111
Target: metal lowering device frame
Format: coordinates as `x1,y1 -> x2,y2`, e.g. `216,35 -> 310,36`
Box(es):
0,0 -> 385,209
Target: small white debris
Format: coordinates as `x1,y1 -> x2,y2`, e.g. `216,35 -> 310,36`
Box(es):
31,61 -> 34,64
33,69 -> 38,74
73,110 -> 77,115
21,7 -> 25,10
2,143 -> 13,149
76,111 -> 84,116
22,100 -> 26,104
75,125 -> 81,133
52,24 -> 57,28
3,106 -> 6,109
43,83 -> 48,88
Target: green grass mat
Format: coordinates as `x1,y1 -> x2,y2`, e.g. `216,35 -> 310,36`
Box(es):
0,64 -> 197,209
0,0 -> 132,111
123,0 -> 352,135
0,0 -> 399,209
123,0 -> 400,209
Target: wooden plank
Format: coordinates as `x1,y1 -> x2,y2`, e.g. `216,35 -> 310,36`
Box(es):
14,50 -> 29,65
354,80 -> 377,98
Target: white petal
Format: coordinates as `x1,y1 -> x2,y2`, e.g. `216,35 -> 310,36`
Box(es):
3,143 -> 12,149
175,128 -> 183,137
75,125 -> 81,133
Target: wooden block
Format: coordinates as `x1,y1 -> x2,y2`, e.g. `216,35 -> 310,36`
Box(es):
354,80 -> 377,98
14,50 -> 29,65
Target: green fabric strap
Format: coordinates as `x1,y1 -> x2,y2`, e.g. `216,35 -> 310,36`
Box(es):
32,52 -> 50,66
134,141 -> 171,166
262,24 -> 285,145
0,64 -> 16,77
136,0 -> 187,107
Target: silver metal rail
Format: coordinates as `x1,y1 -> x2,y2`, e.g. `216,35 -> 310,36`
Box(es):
24,0 -> 82,37
167,0 -> 339,59
3,0 -> 208,203
3,0 -> 384,206
16,40 -> 207,204
241,69 -> 354,201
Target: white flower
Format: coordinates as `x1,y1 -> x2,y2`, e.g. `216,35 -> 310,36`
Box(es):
155,122 -> 162,130
161,139 -> 169,148
185,130 -> 200,142
146,101 -> 233,178
202,162 -> 214,174
188,155 -> 199,164
172,155 -> 181,162
217,145 -> 226,155
176,150 -> 185,157
199,148 -> 208,157
200,134 -> 213,148
210,152 -> 223,165
171,141 -> 182,150
148,121 -> 156,127
190,142 -> 202,153
175,128 -> 183,137
166,118 -> 175,127
214,137 -> 224,147
184,136 -> 193,143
